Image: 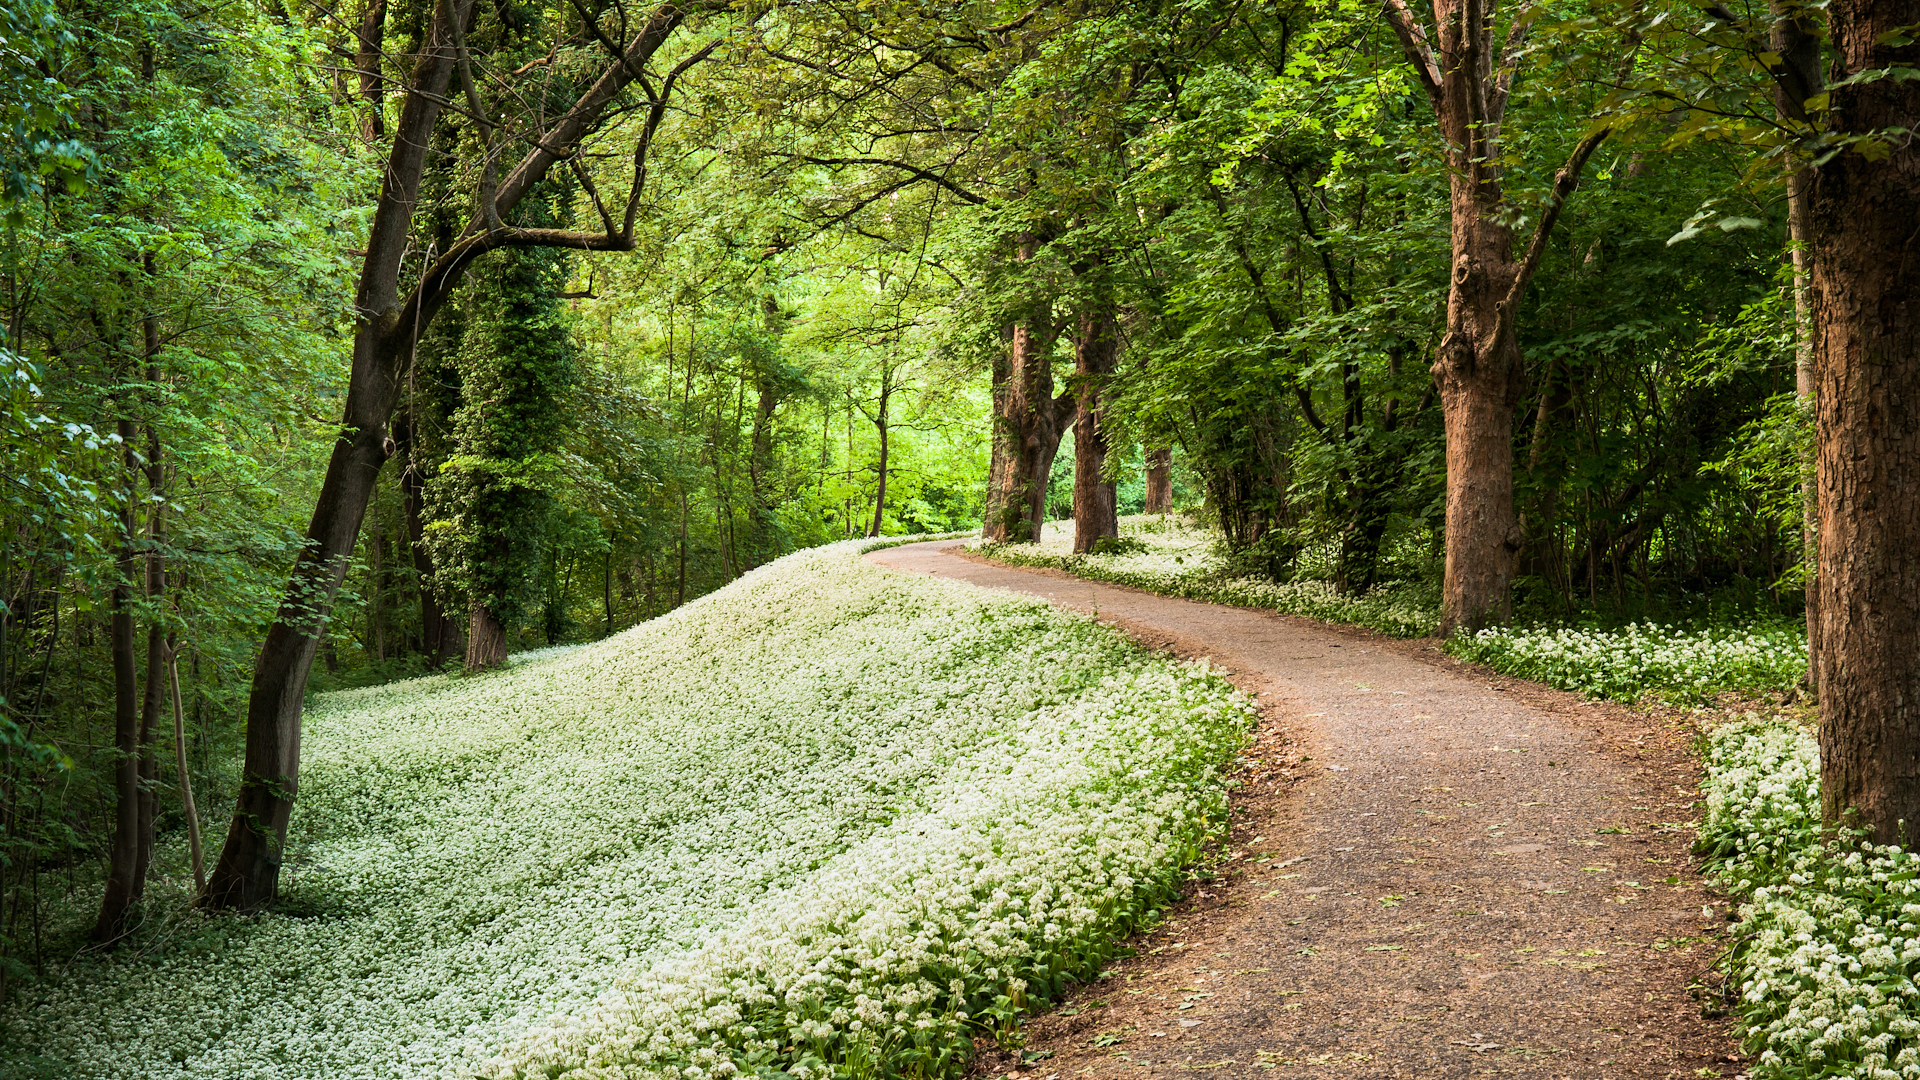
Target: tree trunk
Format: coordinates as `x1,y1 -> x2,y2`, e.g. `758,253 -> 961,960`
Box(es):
201,0 -> 699,910
398,429 -> 458,668
466,601 -> 508,669
982,321 -> 1073,543
1772,5 -> 1822,696
92,421 -> 143,943
1809,0 -> 1920,842
167,642 -> 206,892
868,379 -> 891,538
134,434 -> 165,903
1144,446 -> 1172,513
1071,308 -> 1119,553
1383,0 -> 1610,637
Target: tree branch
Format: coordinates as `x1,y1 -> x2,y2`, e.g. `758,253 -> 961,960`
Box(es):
1381,0 -> 1443,109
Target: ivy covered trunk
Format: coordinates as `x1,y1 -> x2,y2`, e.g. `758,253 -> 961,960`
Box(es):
1810,0 -> 1920,843
1071,308 -> 1119,553
429,236 -> 576,672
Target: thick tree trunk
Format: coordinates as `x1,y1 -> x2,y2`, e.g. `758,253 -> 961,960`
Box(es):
466,601 -> 508,669
983,323 -> 1073,543
93,422 -> 143,943
1433,243 -> 1525,635
1071,309 -> 1119,553
1143,447 -> 1172,513
1809,0 -> 1920,842
1383,0 -> 1608,638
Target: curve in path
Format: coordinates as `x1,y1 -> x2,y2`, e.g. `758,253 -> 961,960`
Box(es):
867,540 -> 1738,1080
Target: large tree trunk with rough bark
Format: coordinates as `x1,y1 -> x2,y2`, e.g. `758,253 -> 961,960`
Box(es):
1143,447 -> 1171,513
1809,0 -> 1920,842
1071,308 -> 1119,553
1432,214 -> 1525,634
466,602 -> 509,669
1381,0 -> 1610,637
982,318 -> 1072,543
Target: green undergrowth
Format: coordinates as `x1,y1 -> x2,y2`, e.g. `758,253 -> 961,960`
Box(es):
1699,714 -> 1920,1079
3,538 -> 1252,1080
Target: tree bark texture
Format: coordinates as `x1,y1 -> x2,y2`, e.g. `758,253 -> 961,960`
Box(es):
982,320 -> 1073,542
1383,0 -> 1610,636
1071,308 -> 1119,553
466,601 -> 509,669
202,0 -> 704,910
1809,0 -> 1920,842
1143,447 -> 1172,513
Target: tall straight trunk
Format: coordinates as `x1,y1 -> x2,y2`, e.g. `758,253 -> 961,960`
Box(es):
868,379 -> 891,538
1071,308 -> 1119,553
1382,0 -> 1610,635
134,422 -> 165,899
355,0 -> 386,142
167,642 -> 205,892
1809,0 -> 1920,842
1143,447 -> 1172,513
1772,5 -> 1822,694
92,421 -> 142,943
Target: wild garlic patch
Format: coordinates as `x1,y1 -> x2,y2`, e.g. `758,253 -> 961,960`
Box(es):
1451,623 -> 1807,702
969,517 -> 1438,638
1699,714 -> 1920,1079
3,538 -> 1251,1080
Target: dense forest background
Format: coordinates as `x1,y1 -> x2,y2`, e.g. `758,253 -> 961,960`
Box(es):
0,0 -> 1812,987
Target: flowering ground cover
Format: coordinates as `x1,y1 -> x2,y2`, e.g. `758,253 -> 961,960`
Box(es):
968,516 -> 1807,702
2,539 -> 1252,1080
1699,714 -> 1920,1078
968,516 -> 1438,638
1450,622 -> 1808,702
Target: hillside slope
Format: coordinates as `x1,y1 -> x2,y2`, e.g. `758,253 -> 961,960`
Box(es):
5,540 -> 1250,1080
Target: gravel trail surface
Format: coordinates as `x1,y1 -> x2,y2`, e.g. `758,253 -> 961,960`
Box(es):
866,539 -> 1740,1080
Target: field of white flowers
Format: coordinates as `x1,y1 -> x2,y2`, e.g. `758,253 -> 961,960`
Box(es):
1451,622 -> 1808,702
3,538 -> 1252,1080
970,516 -> 1808,702
969,516 -> 1439,638
1699,715 -> 1920,1078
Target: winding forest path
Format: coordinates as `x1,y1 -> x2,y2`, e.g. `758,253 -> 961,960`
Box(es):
866,540 -> 1741,1080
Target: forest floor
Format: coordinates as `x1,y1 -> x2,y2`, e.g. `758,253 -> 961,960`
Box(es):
866,540 -> 1744,1080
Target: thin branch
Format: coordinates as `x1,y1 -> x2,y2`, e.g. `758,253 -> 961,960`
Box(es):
1380,0 -> 1443,108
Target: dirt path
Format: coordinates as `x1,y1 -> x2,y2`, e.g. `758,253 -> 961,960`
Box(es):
866,540 -> 1741,1080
